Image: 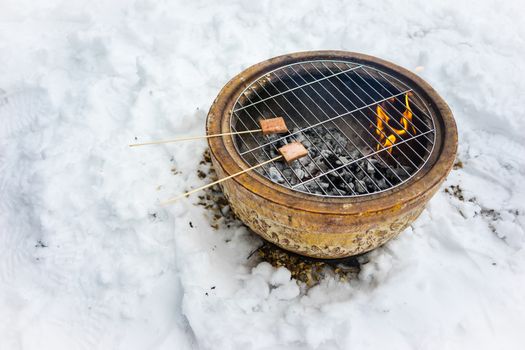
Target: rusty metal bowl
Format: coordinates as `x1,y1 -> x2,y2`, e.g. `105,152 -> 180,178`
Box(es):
207,51 -> 457,259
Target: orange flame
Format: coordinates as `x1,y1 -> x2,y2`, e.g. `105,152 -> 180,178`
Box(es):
374,93 -> 416,154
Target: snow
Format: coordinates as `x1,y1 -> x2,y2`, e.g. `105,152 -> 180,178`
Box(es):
1,0 -> 524,349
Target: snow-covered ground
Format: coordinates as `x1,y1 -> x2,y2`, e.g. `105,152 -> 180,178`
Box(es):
1,0 -> 524,349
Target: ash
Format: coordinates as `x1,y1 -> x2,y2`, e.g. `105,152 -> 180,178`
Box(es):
255,126 -> 413,196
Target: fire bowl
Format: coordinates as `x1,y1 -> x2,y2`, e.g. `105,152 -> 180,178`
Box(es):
206,51 -> 457,259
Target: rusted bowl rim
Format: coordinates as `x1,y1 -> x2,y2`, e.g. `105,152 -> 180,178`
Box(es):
207,50 -> 457,215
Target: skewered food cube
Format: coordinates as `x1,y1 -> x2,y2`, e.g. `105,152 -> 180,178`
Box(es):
259,117 -> 288,135
278,142 -> 308,164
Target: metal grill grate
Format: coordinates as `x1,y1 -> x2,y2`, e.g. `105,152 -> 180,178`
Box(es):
230,59 -> 436,197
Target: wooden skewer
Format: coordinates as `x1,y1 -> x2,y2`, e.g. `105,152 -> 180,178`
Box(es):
129,129 -> 261,147
129,117 -> 288,147
162,141 -> 309,204
161,155 -> 282,204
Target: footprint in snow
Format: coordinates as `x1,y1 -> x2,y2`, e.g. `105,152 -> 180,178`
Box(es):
0,87 -> 52,137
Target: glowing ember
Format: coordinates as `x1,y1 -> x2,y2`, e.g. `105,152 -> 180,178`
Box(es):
374,93 -> 416,154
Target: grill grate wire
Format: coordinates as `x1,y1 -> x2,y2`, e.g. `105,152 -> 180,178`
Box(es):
230,60 -> 436,197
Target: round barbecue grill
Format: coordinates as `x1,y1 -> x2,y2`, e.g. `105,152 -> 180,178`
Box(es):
207,51 -> 457,259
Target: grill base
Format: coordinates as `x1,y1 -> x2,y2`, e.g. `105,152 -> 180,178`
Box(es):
213,152 -> 431,258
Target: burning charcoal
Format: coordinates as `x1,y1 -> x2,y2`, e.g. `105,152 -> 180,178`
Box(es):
309,168 -> 321,178
356,180 -> 367,194
321,150 -> 333,158
298,156 -> 310,166
337,136 -> 348,146
369,158 -> 380,167
366,161 -> 375,174
306,184 -> 318,192
345,182 -> 355,192
305,161 -> 317,175
349,150 -> 360,159
400,165 -> 413,174
343,173 -> 354,183
385,168 -> 398,181
327,173 -> 341,183
361,148 -> 372,156
393,165 -> 410,178
294,168 -> 305,180
332,184 -> 346,195
295,133 -> 306,143
265,134 -> 280,145
269,167 -> 285,183
364,177 -> 377,190
335,156 -> 349,166
295,184 -> 307,191
377,178 -> 388,189
317,162 -> 329,174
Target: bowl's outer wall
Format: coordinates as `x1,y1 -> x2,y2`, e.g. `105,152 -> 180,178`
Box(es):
212,154 -> 432,258
207,51 -> 458,258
